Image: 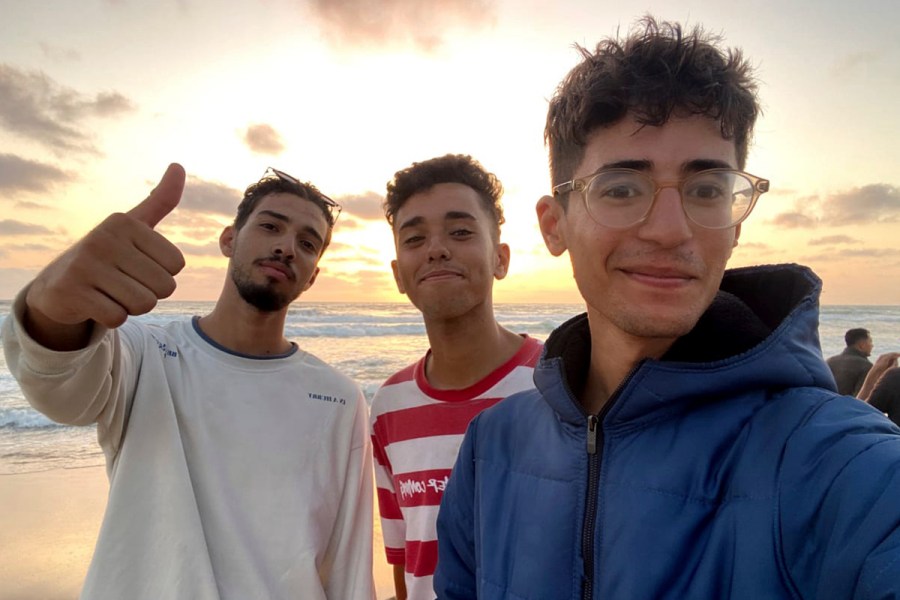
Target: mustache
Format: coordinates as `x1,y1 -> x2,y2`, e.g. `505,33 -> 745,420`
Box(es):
258,255 -> 293,265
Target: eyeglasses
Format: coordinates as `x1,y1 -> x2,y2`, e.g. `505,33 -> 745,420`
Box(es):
552,168 -> 769,230
262,167 -> 342,224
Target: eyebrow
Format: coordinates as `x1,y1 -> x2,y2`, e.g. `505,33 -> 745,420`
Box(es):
397,210 -> 478,232
594,158 -> 735,175
256,209 -> 325,244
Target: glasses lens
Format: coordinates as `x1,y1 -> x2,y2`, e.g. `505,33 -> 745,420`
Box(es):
682,170 -> 754,228
584,170 -> 655,228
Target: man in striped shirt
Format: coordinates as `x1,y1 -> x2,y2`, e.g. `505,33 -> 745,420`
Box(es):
371,154 -> 542,600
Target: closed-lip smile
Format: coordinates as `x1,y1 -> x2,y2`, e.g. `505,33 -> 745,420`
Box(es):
620,265 -> 698,286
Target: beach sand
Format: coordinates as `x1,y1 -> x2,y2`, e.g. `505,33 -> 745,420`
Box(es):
0,466 -> 396,599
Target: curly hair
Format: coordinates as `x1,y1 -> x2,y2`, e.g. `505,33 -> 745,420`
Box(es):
545,17 -> 760,197
384,154 -> 505,237
234,175 -> 336,251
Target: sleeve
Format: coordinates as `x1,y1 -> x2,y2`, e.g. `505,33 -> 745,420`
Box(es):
324,387 -> 375,600
778,395 -> 900,598
370,396 -> 407,566
434,417 -> 479,600
1,285 -> 137,459
869,368 -> 900,427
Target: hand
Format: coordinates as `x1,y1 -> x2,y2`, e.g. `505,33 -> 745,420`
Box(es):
871,352 -> 900,377
25,164 -> 187,341
858,352 -> 900,401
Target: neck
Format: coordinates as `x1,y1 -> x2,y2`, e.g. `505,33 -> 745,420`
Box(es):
422,304 -> 524,390
198,284 -> 292,356
582,315 -> 675,415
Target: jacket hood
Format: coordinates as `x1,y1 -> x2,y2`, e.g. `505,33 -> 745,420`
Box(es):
537,263 -> 837,425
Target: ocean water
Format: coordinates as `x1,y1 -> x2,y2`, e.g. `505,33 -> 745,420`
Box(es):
1,300 -> 899,475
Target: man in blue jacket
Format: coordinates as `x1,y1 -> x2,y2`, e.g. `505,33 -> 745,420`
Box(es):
435,16 -> 900,600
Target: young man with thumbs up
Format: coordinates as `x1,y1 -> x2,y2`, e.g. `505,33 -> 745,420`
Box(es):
1,165 -> 375,600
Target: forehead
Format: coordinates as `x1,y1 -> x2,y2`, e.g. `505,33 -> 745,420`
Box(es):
250,192 -> 328,231
577,114 -> 738,175
394,182 -> 493,227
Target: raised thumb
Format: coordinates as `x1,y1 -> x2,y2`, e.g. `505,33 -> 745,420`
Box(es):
127,163 -> 186,228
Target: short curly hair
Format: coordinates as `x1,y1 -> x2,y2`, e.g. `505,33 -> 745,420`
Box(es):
545,17 -> 760,199
384,154 -> 505,237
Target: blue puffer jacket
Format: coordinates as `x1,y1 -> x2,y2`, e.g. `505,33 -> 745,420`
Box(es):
435,264 -> 900,599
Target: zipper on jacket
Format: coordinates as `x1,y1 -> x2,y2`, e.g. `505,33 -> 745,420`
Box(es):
582,414 -> 601,600
579,361 -> 643,600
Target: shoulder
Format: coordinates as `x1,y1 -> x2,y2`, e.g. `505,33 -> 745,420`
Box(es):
380,362 -> 418,387
778,388 -> 900,473
467,388 -> 547,434
293,350 -> 363,395
871,368 -> 900,406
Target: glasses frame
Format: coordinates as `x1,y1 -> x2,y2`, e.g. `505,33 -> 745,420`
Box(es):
552,168 -> 769,230
262,167 -> 342,223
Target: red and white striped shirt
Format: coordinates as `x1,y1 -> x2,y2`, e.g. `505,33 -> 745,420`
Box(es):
370,336 -> 543,600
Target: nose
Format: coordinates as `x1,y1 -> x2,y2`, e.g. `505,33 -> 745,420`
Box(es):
272,234 -> 296,259
635,186 -> 693,247
426,236 -> 451,262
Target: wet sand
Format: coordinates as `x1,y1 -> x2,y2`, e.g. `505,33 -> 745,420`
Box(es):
0,465 -> 395,599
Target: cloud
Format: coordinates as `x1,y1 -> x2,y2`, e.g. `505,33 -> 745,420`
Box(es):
0,267 -> 38,298
767,184 -> 900,229
767,212 -> 818,229
178,241 -> 223,257
0,153 -> 72,194
831,49 -> 882,77
14,200 -> 53,210
160,212 -> 228,240
308,0 -> 496,52
0,219 -> 55,235
336,191 -> 384,220
819,184 -> 900,226
180,176 -> 241,217
38,42 -> 81,63
0,63 -> 135,154
802,247 -> 900,262
808,235 -> 859,246
242,124 -> 285,155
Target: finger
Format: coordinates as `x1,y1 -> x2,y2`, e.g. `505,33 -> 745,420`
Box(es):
126,163 -> 186,228
129,226 -> 186,276
90,269 -> 162,321
114,245 -> 181,299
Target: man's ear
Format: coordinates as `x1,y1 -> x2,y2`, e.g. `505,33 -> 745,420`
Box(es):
536,195 -> 568,257
494,242 -> 511,280
302,266 -> 320,292
219,226 -> 236,257
391,260 -> 406,295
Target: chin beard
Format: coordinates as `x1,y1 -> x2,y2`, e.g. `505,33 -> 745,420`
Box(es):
236,282 -> 293,312
232,268 -> 295,312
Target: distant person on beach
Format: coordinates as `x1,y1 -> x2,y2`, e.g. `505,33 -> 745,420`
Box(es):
826,327 -> 874,395
858,351 -> 900,427
435,17 -> 900,599
369,154 -> 542,600
1,165 -> 374,600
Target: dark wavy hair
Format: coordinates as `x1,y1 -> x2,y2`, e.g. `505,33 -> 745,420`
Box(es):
234,176 -> 336,251
384,154 -> 505,237
545,17 -> 760,200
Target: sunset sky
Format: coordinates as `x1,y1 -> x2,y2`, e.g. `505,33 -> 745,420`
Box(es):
1,0 -> 898,305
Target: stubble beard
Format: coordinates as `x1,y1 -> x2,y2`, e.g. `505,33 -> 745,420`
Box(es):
231,263 -> 297,313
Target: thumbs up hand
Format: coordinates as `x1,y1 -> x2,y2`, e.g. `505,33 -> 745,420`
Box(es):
24,164 -> 188,349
